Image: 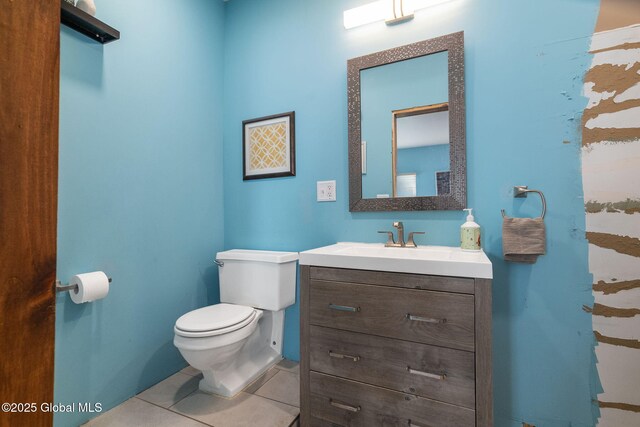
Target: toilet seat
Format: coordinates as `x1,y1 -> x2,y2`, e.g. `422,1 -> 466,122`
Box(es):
174,303 -> 257,338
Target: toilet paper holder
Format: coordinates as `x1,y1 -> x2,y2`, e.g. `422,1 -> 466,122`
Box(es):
55,276 -> 112,293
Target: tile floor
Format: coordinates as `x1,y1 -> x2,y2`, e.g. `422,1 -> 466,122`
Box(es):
84,360 -> 300,427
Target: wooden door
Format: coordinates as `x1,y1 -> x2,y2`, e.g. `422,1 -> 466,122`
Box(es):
0,1 -> 60,426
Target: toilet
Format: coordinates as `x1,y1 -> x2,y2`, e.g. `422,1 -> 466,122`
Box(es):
173,249 -> 298,397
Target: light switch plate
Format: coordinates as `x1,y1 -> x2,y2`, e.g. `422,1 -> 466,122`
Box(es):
317,180 -> 336,202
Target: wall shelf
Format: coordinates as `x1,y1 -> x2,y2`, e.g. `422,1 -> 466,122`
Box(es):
61,1 -> 120,44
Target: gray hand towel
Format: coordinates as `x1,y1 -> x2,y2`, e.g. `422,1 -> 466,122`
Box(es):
502,216 -> 546,263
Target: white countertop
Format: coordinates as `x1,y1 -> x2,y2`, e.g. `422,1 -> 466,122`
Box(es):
299,242 -> 493,279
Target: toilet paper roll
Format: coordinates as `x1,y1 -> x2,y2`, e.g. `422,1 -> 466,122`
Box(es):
69,271 -> 110,304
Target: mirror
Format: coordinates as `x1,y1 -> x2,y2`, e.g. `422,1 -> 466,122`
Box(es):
348,32 -> 465,211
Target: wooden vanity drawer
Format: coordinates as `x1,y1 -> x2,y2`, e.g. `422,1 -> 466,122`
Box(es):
310,267 -> 475,294
309,280 -> 475,351
309,372 -> 475,427
309,325 -> 475,408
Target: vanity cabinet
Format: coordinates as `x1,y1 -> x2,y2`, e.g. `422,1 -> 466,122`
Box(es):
300,266 -> 492,427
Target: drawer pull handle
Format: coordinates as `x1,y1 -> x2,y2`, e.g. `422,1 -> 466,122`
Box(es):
407,366 -> 446,380
329,303 -> 361,312
408,420 -> 429,427
406,313 -> 445,324
329,351 -> 361,362
329,399 -> 361,412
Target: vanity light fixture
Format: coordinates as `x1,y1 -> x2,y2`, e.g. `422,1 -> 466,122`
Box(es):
343,0 -> 452,29
386,0 -> 416,26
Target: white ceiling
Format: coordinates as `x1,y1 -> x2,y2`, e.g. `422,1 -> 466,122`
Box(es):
397,110 -> 449,149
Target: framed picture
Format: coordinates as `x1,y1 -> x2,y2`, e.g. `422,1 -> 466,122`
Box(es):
243,111 -> 295,180
436,170 -> 451,196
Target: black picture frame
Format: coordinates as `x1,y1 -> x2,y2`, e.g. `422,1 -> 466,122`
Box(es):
242,111 -> 296,180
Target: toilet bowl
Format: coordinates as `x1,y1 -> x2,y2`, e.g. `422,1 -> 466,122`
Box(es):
174,303 -> 264,395
173,249 -> 298,397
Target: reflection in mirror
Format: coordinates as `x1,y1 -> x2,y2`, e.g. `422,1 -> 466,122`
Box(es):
361,51 -> 448,199
393,104 -> 450,197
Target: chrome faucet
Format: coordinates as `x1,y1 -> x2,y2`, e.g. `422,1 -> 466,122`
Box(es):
393,221 -> 405,247
378,222 -> 425,248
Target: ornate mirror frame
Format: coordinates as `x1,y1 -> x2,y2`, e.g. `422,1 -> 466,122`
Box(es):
348,31 -> 466,211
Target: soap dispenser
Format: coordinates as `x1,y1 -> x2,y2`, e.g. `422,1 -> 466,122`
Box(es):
461,208 -> 481,251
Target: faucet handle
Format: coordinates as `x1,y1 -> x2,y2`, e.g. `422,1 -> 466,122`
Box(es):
406,232 -> 425,248
378,231 -> 396,247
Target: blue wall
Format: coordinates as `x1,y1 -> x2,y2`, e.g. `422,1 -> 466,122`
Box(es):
361,52 -> 448,198
223,0 -> 599,426
55,1 -> 225,425
54,0 -> 602,425
397,144 -> 450,196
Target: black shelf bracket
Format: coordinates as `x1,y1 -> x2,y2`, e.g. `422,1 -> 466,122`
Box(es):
61,1 -> 120,44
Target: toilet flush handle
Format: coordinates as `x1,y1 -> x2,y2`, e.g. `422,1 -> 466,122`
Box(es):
214,259 -> 224,267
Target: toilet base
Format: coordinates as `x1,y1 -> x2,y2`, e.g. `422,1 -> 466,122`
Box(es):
198,309 -> 285,397
199,351 -> 282,397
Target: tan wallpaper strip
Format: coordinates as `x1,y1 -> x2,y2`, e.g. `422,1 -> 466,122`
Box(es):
593,279 -> 640,294
591,41 -> 640,54
583,127 -> 640,147
595,331 -> 640,349
584,303 -> 640,317
585,199 -> 640,214
598,400 -> 640,413
584,63 -> 640,95
581,46 -> 640,146
586,232 -> 640,257
582,98 -> 640,127
595,0 -> 640,33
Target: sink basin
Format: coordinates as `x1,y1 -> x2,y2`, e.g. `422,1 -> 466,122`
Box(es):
299,242 -> 492,279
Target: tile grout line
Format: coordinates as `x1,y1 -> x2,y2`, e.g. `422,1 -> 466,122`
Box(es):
167,388 -> 299,425
136,370 -> 201,405
133,397 -> 212,427
168,376 -> 203,408
252,370 -> 301,409
252,393 -> 301,411
163,391 -> 298,427
243,367 -> 280,394
166,388 -> 201,411
136,372 -> 202,412
134,363 -> 300,426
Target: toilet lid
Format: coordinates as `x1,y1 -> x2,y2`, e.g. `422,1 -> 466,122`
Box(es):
175,303 -> 255,333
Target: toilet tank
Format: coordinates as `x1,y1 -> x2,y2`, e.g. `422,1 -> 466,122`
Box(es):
216,249 -> 298,311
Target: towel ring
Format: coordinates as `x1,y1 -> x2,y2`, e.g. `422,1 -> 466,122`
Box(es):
501,186 -> 546,219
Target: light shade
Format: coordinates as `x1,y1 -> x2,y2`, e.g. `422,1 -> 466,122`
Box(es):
343,1 -> 386,30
